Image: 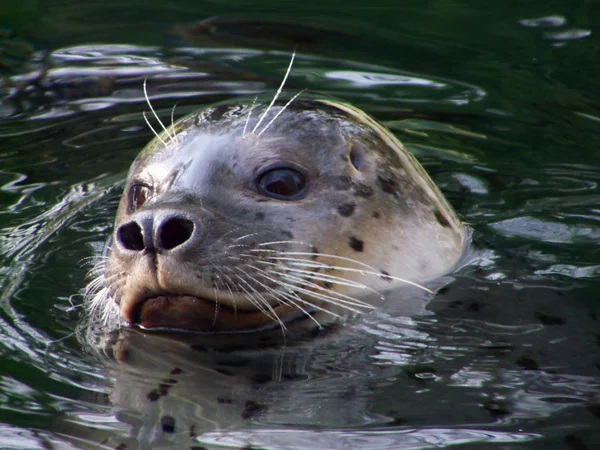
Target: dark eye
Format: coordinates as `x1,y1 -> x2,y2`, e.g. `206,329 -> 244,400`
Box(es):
256,166 -> 307,200
129,184 -> 153,211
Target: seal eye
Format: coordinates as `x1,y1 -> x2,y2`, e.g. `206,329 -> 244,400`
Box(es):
129,184 -> 153,211
256,166 -> 307,200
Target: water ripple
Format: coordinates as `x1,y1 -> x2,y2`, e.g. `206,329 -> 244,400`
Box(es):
198,427 -> 541,450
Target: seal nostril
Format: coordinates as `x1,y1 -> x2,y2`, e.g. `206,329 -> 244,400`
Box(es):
117,222 -> 145,251
158,217 -> 195,250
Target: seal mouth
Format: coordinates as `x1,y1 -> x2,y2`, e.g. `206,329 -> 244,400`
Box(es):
131,294 -> 294,333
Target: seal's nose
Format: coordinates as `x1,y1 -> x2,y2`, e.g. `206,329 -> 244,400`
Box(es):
115,211 -> 196,253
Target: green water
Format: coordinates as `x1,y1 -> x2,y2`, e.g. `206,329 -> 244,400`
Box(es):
1,1 -> 599,449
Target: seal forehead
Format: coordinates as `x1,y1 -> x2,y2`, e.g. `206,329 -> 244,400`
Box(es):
128,103 -> 353,192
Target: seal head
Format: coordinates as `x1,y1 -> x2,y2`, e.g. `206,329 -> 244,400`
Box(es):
86,97 -> 466,334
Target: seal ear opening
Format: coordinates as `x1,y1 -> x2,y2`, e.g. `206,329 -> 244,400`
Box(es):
349,144 -> 364,171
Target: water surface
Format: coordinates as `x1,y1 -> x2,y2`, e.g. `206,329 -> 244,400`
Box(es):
0,2 -> 599,449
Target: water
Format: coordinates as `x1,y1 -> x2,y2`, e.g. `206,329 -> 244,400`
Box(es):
1,1 -> 599,449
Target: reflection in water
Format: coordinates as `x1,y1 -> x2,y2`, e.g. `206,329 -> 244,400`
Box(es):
325,71 -> 447,88
491,216 -> 600,243
199,428 -> 540,450
518,16 -> 568,28
2,43 -> 488,122
66,288 -> 599,449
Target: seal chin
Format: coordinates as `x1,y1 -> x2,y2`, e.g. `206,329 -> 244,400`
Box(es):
130,295 -> 294,333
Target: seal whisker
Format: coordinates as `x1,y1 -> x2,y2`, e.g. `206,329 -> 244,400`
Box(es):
85,280 -> 120,326
222,269 -> 269,318
225,240 -> 310,256
83,267 -> 107,281
211,272 -> 222,326
257,89 -> 306,137
223,265 -> 282,320
85,264 -> 107,281
286,270 -> 375,291
229,266 -> 289,331
273,274 -> 370,313
267,291 -> 323,329
248,263 -> 367,314
258,252 -> 433,293
271,269 -> 375,310
249,249 -> 356,273
246,265 -> 329,327
143,78 -> 175,144
78,255 -> 108,268
143,111 -> 167,147
255,239 -> 314,248
251,49 -> 296,134
242,96 -> 258,138
86,298 -> 117,327
216,268 -> 275,327
87,268 -> 119,287
232,232 -> 263,243
85,277 -> 106,296
170,103 -> 179,145
286,260 -> 432,293
85,286 -> 119,329
231,267 -> 291,331
263,286 -> 340,323
87,258 -> 109,272
202,226 -> 247,247
85,270 -> 114,297
245,256 -> 381,304
263,286 -> 324,330
214,266 -> 264,324
278,270 -> 382,302
246,258 -> 378,293
212,267 -> 236,299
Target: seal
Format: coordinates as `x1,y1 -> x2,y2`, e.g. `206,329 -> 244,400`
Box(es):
85,89 -> 466,335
